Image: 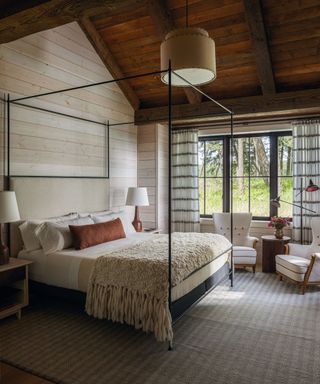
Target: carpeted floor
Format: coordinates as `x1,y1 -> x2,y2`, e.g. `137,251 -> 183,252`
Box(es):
1,272 -> 320,384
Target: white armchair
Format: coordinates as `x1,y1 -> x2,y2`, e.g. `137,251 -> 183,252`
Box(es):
276,217 -> 320,294
213,213 -> 258,273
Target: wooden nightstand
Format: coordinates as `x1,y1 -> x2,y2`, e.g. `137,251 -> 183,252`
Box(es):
261,235 -> 291,273
0,258 -> 33,320
143,228 -> 161,234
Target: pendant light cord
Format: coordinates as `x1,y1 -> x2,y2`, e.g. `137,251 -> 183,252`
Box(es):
186,0 -> 189,28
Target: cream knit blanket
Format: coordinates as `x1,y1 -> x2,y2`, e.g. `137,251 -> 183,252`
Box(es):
86,233 -> 231,342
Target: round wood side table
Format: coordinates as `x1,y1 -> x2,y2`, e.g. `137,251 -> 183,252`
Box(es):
261,235 -> 291,273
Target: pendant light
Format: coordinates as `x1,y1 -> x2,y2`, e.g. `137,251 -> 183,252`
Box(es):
160,0 -> 216,86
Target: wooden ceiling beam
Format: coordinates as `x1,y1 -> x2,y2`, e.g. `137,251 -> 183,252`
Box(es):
79,18 -> 140,110
134,88 -> 320,124
147,0 -> 202,105
243,0 -> 276,95
0,0 -> 147,44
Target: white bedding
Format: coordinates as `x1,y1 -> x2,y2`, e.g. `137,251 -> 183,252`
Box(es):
18,232 -> 230,302
18,232 -> 157,289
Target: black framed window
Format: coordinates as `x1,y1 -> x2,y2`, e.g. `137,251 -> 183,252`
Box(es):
199,131 -> 293,220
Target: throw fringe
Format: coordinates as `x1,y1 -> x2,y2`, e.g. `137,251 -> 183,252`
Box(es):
86,283 -> 173,342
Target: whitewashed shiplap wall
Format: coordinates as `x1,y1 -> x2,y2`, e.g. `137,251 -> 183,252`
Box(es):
0,22 -> 137,210
157,124 -> 168,232
138,124 -> 157,228
137,123 -> 168,231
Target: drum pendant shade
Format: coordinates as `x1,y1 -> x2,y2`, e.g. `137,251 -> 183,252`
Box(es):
161,27 -> 216,86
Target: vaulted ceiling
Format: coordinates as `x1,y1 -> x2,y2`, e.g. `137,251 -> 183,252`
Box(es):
1,0 -> 320,123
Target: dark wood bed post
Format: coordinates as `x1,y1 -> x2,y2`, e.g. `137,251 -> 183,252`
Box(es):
168,60 -> 173,351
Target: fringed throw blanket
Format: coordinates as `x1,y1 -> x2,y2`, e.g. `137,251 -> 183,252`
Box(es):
86,233 -> 231,342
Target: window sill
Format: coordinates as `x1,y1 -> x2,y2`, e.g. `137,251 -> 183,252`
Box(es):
200,218 -> 293,229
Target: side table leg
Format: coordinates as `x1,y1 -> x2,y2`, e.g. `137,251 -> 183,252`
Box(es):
16,309 -> 21,320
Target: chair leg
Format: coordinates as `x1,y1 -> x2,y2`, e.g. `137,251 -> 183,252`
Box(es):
301,283 -> 306,295
252,265 -> 256,273
279,274 -> 283,281
301,255 -> 316,295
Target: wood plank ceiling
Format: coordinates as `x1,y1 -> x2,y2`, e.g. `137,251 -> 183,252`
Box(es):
1,0 -> 320,122
91,0 -> 261,108
89,0 -> 320,121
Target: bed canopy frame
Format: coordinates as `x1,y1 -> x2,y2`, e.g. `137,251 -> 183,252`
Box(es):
4,62 -> 234,350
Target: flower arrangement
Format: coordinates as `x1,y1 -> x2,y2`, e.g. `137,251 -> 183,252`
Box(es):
268,216 -> 290,229
268,216 -> 290,239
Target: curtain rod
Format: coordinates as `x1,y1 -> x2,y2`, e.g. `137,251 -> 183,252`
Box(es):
173,113 -> 320,130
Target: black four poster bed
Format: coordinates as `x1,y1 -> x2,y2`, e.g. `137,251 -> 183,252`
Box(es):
5,62 -> 234,350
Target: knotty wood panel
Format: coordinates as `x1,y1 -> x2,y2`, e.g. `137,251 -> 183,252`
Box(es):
262,0 -> 320,93
0,22 -> 137,210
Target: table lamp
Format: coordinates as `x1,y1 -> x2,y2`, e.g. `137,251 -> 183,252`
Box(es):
0,191 -> 20,265
125,187 -> 149,232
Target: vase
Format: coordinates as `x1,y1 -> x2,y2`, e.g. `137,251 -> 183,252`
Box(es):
274,228 -> 284,239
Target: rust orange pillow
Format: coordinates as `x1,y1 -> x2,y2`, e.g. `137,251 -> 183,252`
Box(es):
69,218 -> 126,250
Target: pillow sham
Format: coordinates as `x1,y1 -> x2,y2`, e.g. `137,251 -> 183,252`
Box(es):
70,218 -> 126,250
19,213 -> 79,252
92,210 -> 135,235
50,212 -> 79,223
19,220 -> 43,251
79,210 -> 112,218
36,217 -> 94,254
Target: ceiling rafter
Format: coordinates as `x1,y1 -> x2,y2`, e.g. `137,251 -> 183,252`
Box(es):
147,0 -> 203,105
0,0 -> 148,44
135,88 -> 320,124
243,0 -> 276,95
79,17 -> 140,110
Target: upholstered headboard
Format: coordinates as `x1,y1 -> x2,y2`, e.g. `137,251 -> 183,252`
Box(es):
9,177 -> 110,256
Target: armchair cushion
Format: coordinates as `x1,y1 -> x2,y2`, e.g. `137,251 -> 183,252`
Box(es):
287,243 -> 312,259
233,246 -> 257,265
276,254 -> 309,282
242,236 -> 259,248
233,246 -> 257,258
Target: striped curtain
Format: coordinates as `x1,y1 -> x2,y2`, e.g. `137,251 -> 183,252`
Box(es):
292,119 -> 320,243
172,129 -> 200,232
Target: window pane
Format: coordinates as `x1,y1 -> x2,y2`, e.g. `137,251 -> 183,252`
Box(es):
198,141 -> 205,177
278,136 -> 293,176
278,177 -> 293,218
199,178 -> 205,215
232,138 -> 250,177
250,136 -> 270,176
250,177 -> 270,217
232,178 -> 249,212
205,140 -> 223,177
206,178 -> 223,214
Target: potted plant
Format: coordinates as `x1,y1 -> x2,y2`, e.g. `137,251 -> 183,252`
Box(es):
268,216 -> 290,239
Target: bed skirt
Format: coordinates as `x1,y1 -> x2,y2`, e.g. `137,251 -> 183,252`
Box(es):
29,261 -> 230,322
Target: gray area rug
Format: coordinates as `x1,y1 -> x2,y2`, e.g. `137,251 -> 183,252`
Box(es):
1,272 -> 320,384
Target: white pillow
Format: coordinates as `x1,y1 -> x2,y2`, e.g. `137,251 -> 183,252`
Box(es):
51,212 -> 79,223
92,210 -> 135,235
19,220 -> 43,251
79,210 -> 112,218
117,211 -> 135,234
36,217 -> 94,254
18,213 -> 80,251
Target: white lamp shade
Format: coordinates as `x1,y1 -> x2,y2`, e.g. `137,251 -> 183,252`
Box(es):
126,187 -> 149,207
0,191 -> 20,223
161,27 -> 216,86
